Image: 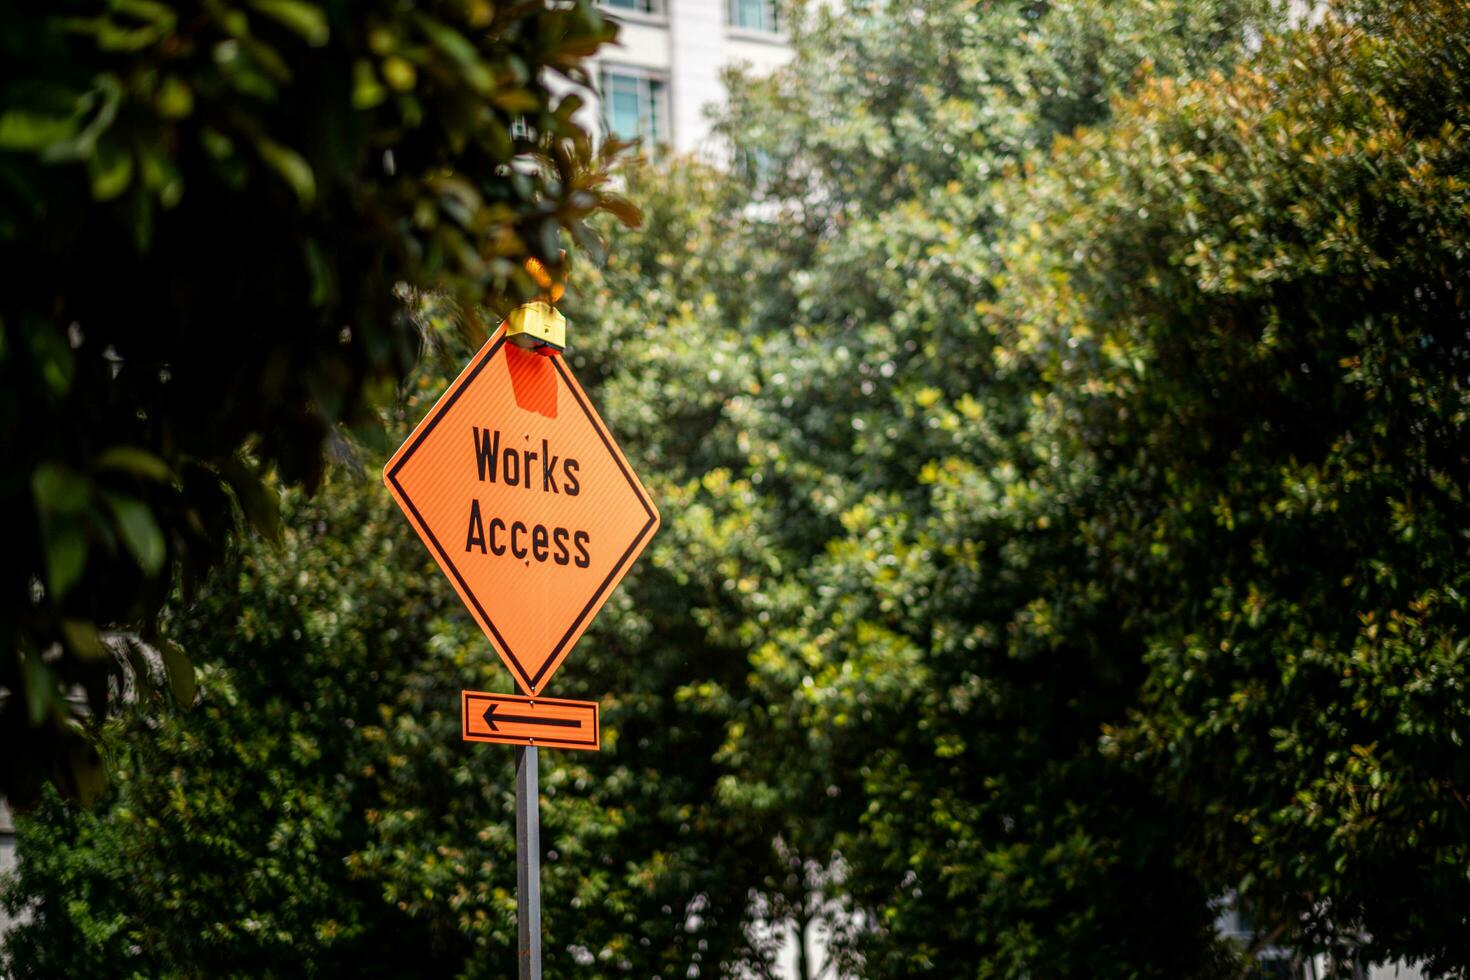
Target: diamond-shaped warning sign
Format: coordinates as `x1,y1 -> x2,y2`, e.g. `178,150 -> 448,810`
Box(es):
384,325 -> 659,694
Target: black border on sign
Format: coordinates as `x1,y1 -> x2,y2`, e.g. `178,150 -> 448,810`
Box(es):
461,690 -> 599,751
386,335 -> 658,693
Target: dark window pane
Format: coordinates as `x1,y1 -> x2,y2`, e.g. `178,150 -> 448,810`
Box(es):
601,71 -> 667,144
730,0 -> 776,31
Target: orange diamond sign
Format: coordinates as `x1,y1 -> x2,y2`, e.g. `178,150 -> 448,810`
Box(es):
384,324 -> 659,694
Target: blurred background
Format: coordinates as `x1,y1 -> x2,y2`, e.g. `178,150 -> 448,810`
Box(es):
1,0 -> 1467,977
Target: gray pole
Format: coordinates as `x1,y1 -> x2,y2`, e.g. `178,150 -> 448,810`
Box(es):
515,745 -> 542,979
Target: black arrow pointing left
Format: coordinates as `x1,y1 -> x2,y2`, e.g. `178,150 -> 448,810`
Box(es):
483,702 -> 582,732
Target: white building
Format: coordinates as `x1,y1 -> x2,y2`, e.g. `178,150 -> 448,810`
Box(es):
583,0 -> 792,157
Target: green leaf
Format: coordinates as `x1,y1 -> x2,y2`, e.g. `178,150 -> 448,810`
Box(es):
0,108 -> 77,151
303,237 -> 329,306
62,735 -> 110,805
537,220 -> 561,260
225,462 -> 283,544
492,89 -> 541,114
138,145 -> 185,208
113,0 -> 175,23
89,139 -> 134,200
160,639 -> 197,706
30,325 -> 76,395
60,619 -> 108,660
352,59 -> 387,109
414,15 -> 494,93
33,463 -> 90,513
347,419 -> 392,456
21,651 -> 60,726
43,523 -> 88,598
106,492 -> 167,574
71,2 -> 175,51
553,93 -> 585,122
124,640 -> 156,702
251,0 -> 330,47
156,75 -> 194,118
97,446 -> 174,481
255,136 -> 316,205
600,193 -> 643,229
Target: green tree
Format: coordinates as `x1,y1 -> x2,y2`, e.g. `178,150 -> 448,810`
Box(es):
0,0 -> 628,807
989,0 -> 1470,968
670,1 -> 1287,974
696,0 -> 1469,973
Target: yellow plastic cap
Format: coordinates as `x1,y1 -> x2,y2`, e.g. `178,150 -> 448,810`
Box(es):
506,301 -> 566,353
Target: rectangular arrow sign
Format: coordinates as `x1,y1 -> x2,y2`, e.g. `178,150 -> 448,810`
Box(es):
461,690 -> 600,751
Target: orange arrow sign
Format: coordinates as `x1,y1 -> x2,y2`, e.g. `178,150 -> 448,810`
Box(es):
384,324 -> 659,694
461,690 -> 600,751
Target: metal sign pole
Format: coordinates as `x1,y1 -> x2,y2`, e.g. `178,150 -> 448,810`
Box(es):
515,745 -> 543,979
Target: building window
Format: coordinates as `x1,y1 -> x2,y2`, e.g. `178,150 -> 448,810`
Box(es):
729,0 -> 779,32
602,0 -> 661,14
601,68 -> 668,145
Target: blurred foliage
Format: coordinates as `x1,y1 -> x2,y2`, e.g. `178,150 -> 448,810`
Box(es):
6,0 -> 1469,977
0,0 -> 632,808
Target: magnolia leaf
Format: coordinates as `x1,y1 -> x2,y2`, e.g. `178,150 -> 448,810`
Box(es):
160,639 -> 197,707
22,652 -> 60,726
0,108 -> 78,151
352,59 -> 387,108
415,15 -> 494,93
106,492 -> 167,574
89,139 -> 134,200
553,92 -> 585,122
156,75 -> 194,118
97,446 -> 174,482
138,145 -> 185,209
43,523 -> 87,598
61,619 -> 108,660
221,460 -> 283,543
252,0 -> 330,46
33,463 -> 90,513
124,640 -> 157,702
256,136 -> 316,205
63,735 -> 110,805
492,89 -> 541,114
599,193 -> 643,229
